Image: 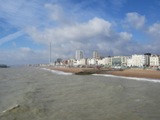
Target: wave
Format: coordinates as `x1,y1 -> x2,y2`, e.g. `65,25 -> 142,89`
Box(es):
93,74 -> 160,83
2,104 -> 20,114
41,68 -> 73,75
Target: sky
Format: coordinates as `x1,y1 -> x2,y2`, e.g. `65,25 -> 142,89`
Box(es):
0,0 -> 160,65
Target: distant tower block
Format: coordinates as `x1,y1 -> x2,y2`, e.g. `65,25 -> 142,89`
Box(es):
49,42 -> 52,64
75,50 -> 83,60
93,51 -> 100,59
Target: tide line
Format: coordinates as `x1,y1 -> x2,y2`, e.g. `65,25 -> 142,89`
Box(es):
2,104 -> 20,114
41,68 -> 73,75
93,74 -> 160,83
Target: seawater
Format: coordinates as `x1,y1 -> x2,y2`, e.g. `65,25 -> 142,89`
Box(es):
0,67 -> 160,120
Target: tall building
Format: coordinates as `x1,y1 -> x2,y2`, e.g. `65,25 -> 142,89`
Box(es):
75,50 -> 83,60
93,51 -> 100,59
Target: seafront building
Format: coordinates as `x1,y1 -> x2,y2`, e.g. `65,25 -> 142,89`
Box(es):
76,58 -> 87,65
144,53 -> 151,66
67,59 -> 77,66
127,56 -> 133,67
101,57 -> 112,66
87,58 -> 98,65
93,51 -> 100,59
128,54 -> 150,67
53,50 -> 160,68
150,55 -> 160,67
111,56 -> 128,66
75,50 -> 83,60
131,54 -> 145,67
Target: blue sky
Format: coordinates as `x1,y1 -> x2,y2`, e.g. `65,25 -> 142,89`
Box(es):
0,0 -> 160,65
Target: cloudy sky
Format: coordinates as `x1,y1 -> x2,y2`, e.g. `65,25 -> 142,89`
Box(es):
0,0 -> 160,65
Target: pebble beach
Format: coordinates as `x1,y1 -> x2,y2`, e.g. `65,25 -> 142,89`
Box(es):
45,66 -> 160,80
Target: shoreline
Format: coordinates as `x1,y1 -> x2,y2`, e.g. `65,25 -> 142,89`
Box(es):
43,66 -> 160,80
106,69 -> 160,80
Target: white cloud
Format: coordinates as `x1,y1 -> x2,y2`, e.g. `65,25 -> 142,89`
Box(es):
148,23 -> 160,37
20,47 -> 32,52
27,17 -> 112,44
124,12 -> 146,29
119,32 -> 132,41
0,31 -> 24,45
26,17 -> 141,58
45,3 -> 65,23
146,22 -> 160,49
0,0 -> 47,29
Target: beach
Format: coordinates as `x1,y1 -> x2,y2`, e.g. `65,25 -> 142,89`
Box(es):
108,69 -> 160,79
45,66 -> 160,79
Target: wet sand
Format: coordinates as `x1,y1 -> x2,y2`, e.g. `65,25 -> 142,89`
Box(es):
45,66 -> 160,80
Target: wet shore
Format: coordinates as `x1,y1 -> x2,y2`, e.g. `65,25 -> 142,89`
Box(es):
44,66 -> 160,79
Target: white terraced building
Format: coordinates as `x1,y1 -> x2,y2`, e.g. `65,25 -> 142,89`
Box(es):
87,58 -> 98,65
76,58 -> 87,65
150,55 -> 160,67
129,54 -> 149,67
97,57 -> 112,66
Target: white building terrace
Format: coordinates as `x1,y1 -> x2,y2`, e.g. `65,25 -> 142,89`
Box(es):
55,53 -> 160,68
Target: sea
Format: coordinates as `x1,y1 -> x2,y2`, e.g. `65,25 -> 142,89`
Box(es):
0,67 -> 160,120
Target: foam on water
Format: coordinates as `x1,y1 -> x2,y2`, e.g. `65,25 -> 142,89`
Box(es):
41,68 -> 73,75
93,74 -> 160,83
2,104 -> 20,113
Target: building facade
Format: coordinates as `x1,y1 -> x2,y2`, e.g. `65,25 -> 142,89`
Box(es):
75,50 -> 83,60
87,58 -> 98,65
76,58 -> 87,65
93,51 -> 100,59
130,54 -> 147,67
150,55 -> 160,67
111,56 -> 128,66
